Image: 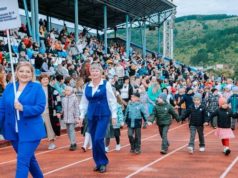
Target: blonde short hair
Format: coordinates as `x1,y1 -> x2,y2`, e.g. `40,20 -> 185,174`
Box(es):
65,86 -> 74,93
90,62 -> 103,72
16,61 -> 35,81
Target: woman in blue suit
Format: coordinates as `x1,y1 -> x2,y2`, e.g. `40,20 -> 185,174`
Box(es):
79,62 -> 117,173
0,61 -> 46,178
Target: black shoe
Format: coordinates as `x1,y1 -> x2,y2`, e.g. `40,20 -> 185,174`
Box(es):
99,165 -> 106,173
130,149 -> 135,153
160,150 -> 167,154
69,144 -> 74,151
93,166 -> 100,172
81,146 -> 86,152
69,144 -> 77,151
135,149 -> 141,154
225,149 -> 231,156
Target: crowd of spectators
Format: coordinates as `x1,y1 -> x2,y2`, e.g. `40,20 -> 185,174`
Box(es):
0,20 -> 238,142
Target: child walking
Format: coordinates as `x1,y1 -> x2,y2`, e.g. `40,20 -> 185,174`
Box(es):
62,86 -> 80,151
125,91 -> 148,154
228,86 -> 238,130
149,93 -> 179,154
180,93 -> 209,154
81,117 -> 92,152
105,92 -> 124,152
208,97 -> 236,155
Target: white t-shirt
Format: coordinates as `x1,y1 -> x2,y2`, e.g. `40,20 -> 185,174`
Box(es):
120,84 -> 129,99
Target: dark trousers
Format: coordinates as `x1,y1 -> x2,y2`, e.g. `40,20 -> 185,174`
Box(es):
188,125 -> 205,148
88,116 -> 109,167
208,112 -> 217,127
158,125 -> 170,151
178,108 -> 186,116
11,140 -> 43,178
231,117 -> 237,130
128,127 -> 141,151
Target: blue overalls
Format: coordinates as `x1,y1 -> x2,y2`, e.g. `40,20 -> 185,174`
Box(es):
85,80 -> 111,167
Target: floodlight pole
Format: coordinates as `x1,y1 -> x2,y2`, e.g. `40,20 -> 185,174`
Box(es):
35,0 -> 39,44
104,5 -> 108,54
170,8 -> 176,59
126,15 -> 129,58
30,0 -> 36,41
74,0 -> 79,43
23,0 -> 32,37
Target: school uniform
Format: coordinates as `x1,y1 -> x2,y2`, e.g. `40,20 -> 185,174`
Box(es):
181,104 -> 209,150
125,100 -> 148,153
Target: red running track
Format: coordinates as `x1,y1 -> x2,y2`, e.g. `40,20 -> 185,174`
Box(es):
1,121 -> 238,178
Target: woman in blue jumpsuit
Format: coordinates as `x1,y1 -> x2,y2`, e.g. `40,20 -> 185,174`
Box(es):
79,62 -> 117,173
0,61 -> 46,178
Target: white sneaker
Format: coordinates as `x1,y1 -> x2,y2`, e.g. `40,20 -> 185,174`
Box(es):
187,146 -> 194,154
105,147 -> 109,152
199,147 -> 205,152
115,144 -> 121,151
48,143 -> 56,150
0,135 -> 4,140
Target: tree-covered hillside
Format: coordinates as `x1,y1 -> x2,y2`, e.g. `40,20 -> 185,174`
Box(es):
112,14 -> 238,78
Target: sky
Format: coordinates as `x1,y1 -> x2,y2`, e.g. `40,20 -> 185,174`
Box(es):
173,0 -> 238,17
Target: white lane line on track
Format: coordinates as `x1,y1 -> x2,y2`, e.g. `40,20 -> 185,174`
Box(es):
0,131 -> 72,150
125,129 -> 215,178
0,144 -> 75,165
220,156 -> 238,178
43,123 -> 187,176
0,129 -> 128,165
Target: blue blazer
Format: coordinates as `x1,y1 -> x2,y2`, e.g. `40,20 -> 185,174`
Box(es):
0,81 -> 46,142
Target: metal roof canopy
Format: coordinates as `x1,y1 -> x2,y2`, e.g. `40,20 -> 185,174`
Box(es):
18,0 -> 175,30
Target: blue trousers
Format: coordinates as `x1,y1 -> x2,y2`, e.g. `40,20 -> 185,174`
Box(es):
88,116 -> 109,167
11,140 -> 43,178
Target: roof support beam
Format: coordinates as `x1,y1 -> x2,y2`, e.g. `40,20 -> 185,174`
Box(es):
126,15 -> 130,58
23,0 -> 32,36
104,5 -> 108,54
30,0 -> 36,41
74,0 -> 79,43
19,0 -> 175,30
35,0 -> 40,44
96,0 -> 139,19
